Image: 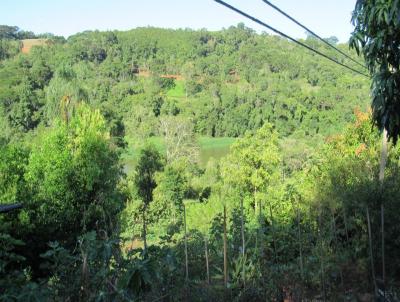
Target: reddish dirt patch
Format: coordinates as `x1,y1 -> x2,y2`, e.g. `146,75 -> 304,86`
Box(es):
138,68 -> 151,77
228,69 -> 240,83
122,238 -> 144,252
160,74 -> 184,80
21,39 -> 47,54
137,68 -> 184,80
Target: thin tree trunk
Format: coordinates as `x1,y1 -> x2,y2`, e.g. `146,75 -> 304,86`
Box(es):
296,207 -> 304,281
331,211 -> 345,298
184,204 -> 189,283
142,210 -> 147,251
269,204 -> 277,264
240,196 -> 245,286
254,198 -> 258,252
379,129 -> 388,183
295,206 -> 304,301
381,203 -> 385,298
318,208 -> 327,302
343,208 -> 349,243
270,203 -> 281,300
205,237 -> 210,285
259,199 -> 263,258
81,251 -> 89,300
379,129 -> 387,293
367,206 -> 377,295
254,186 -> 258,214
223,205 -> 228,288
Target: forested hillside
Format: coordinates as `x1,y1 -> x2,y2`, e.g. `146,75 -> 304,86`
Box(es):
1,22 -> 399,301
0,24 -> 369,139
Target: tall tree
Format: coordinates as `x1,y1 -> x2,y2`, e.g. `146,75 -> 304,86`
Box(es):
134,144 -> 164,250
4,104 -> 124,276
150,161 -> 187,224
25,104 -> 123,237
350,0 -> 400,142
159,116 -> 199,164
350,1 -> 400,290
221,123 -> 280,214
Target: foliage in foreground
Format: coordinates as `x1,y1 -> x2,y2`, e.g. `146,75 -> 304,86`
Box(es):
2,108 -> 400,301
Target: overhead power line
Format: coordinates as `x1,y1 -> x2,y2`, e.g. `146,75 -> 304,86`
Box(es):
260,0 -> 366,70
214,0 -> 370,78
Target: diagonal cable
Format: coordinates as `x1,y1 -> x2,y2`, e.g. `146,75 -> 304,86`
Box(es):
214,0 -> 370,78
260,0 -> 366,70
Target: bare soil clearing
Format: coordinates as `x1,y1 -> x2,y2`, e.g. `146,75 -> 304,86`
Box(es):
21,39 -> 47,53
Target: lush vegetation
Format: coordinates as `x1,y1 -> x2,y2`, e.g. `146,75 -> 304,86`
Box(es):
0,8 -> 399,300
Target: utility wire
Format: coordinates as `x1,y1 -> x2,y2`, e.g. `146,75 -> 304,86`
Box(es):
214,0 -> 370,78
260,0 -> 366,70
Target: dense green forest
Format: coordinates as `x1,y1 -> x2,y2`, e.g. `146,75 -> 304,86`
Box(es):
0,9 -> 399,301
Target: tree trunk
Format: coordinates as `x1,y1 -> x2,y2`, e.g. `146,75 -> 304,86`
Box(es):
81,251 -> 89,300
381,203 -> 385,298
343,208 -> 350,243
240,196 -> 245,286
269,204 -> 277,264
184,204 -> 189,283
259,199 -> 263,258
142,210 -> 147,251
205,237 -> 210,285
318,209 -> 326,302
296,206 -> 304,300
379,129 -> 388,183
296,207 -> 304,280
270,203 -> 281,300
379,129 -> 387,291
367,206 -> 377,295
223,205 -> 228,288
254,186 -> 258,214
330,211 -> 345,296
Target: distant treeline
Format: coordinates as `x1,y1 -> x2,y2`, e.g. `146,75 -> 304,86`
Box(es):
0,24 -> 64,40
0,24 -> 369,145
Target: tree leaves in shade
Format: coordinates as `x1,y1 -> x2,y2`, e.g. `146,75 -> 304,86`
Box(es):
350,0 -> 400,142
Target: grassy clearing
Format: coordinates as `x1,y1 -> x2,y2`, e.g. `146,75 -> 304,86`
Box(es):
123,136 -> 164,157
122,136 -> 235,172
166,80 -> 185,98
198,137 -> 236,150
198,137 -> 235,166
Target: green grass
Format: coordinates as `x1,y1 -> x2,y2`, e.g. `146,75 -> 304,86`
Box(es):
198,137 -> 236,166
198,137 -> 236,150
166,80 -> 185,98
123,136 -> 164,157
122,136 -> 236,172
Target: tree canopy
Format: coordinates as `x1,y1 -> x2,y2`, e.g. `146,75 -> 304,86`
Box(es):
350,0 -> 400,142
